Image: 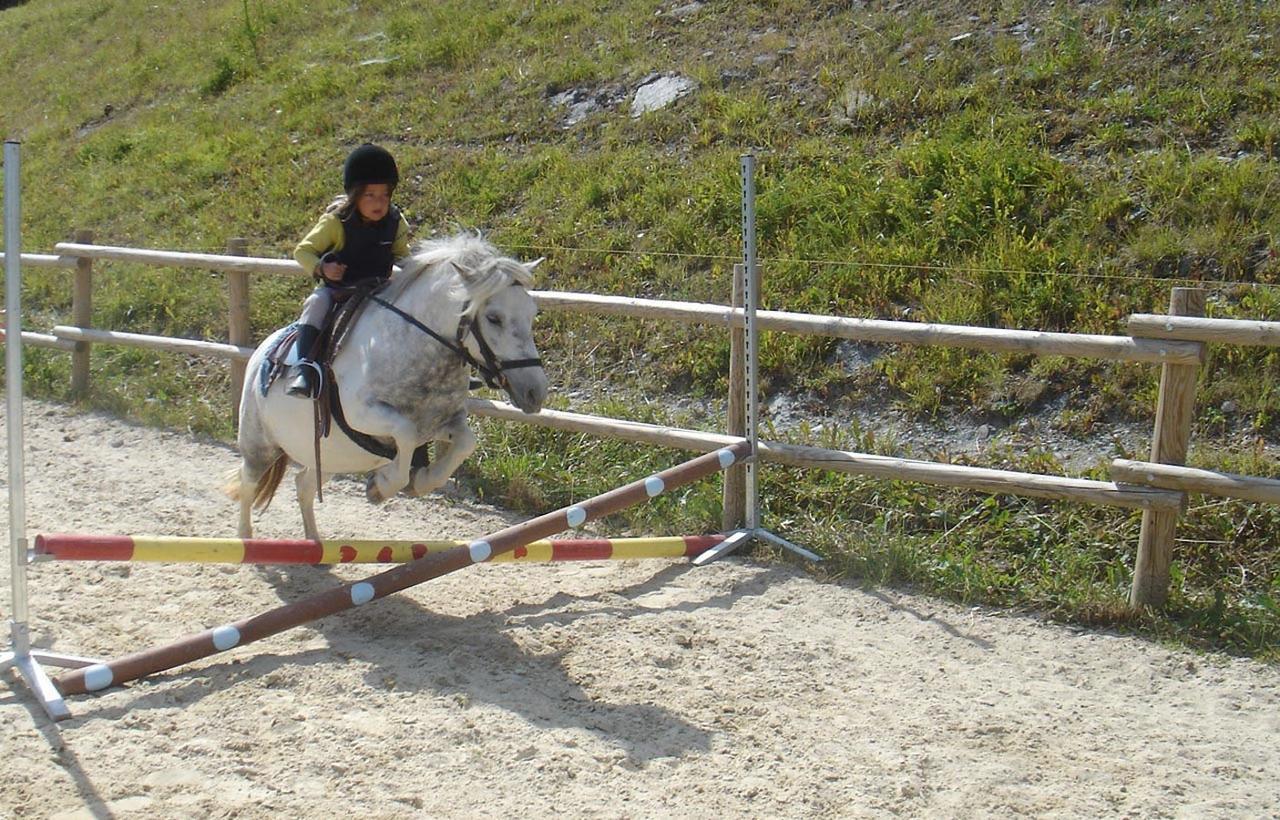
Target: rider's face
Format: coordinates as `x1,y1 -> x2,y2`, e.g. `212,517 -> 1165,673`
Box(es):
356,184 -> 391,222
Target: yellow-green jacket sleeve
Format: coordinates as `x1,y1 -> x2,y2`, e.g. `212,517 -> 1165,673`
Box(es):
293,213 -> 344,275
392,213 -> 412,260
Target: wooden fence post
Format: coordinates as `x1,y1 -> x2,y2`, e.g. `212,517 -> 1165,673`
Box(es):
69,228 -> 94,396
225,237 -> 250,422
722,263 -> 746,530
1130,287 -> 1206,609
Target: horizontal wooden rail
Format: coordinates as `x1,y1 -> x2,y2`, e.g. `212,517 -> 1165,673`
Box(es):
39,243 -> 1202,365
762,441 -> 1183,512
0,327 -> 77,351
0,251 -> 76,269
51,325 -> 254,361
1129,314 -> 1280,348
468,399 -> 1184,511
533,292 -> 1203,365
53,242 -> 304,276
1112,459 -> 1280,505
469,397 -> 743,451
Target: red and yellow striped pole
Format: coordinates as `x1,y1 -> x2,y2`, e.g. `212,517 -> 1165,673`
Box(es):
55,441 -> 750,696
34,533 -> 725,565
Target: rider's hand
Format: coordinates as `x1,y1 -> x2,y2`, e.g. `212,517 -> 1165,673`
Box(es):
320,260 -> 347,282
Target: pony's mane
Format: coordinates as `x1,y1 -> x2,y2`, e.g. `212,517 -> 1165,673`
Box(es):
390,232 -> 535,316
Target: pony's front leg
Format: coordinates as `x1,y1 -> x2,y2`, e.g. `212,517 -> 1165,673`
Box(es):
295,467 -> 332,541
409,420 -> 477,497
350,402 -> 420,504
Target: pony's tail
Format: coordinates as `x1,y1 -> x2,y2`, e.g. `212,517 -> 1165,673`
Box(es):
223,455 -> 288,512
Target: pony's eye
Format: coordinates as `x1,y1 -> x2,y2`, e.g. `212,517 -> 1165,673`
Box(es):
485,312 -> 502,326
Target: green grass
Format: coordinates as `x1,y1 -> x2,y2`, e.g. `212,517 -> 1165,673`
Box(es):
1,0 -> 1278,659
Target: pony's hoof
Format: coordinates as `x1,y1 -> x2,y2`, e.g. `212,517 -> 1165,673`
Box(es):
408,467 -> 438,497
365,475 -> 387,504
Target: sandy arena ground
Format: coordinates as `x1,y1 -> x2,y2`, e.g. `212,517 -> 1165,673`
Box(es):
2,400 -> 1278,818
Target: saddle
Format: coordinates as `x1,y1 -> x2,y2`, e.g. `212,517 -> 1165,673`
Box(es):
261,283 -> 371,416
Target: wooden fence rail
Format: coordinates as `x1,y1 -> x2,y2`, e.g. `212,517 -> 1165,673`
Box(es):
50,325 -> 254,361
1128,314 -> 1280,347
469,399 -> 1185,511
0,252 -> 74,269
0,328 -> 76,352
533,292 -> 1205,365
1112,459 -> 1280,506
52,241 -> 304,276
5,238 -> 1277,609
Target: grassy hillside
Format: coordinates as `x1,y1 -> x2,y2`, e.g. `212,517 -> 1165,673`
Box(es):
1,0 -> 1277,657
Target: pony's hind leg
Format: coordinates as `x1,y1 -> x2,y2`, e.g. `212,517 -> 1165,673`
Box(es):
234,371 -> 285,539
238,463 -> 255,538
232,449 -> 285,539
295,467 -> 330,541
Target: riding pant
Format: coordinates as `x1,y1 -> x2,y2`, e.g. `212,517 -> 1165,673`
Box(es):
298,286 -> 336,328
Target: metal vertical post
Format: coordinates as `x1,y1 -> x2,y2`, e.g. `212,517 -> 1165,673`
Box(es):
741,155 -> 761,531
696,154 -> 821,566
4,141 -> 28,625
1,140 -> 99,722
721,264 -> 746,530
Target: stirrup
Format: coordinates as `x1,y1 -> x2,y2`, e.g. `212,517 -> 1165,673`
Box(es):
286,361 -> 323,398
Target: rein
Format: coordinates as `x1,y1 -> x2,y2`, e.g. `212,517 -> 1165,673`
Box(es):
366,292 -> 542,390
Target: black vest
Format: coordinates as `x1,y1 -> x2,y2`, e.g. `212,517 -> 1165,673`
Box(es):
334,205 -> 400,284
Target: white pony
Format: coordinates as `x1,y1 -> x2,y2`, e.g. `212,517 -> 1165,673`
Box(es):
228,233 -> 548,539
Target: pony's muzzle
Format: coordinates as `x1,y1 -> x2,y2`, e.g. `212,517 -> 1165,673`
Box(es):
521,384 -> 546,413
506,371 -> 548,414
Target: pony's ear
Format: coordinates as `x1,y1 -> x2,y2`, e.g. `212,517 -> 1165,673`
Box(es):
526,257 -> 545,270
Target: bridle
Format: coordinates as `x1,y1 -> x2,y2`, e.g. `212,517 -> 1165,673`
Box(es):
366,289 -> 542,392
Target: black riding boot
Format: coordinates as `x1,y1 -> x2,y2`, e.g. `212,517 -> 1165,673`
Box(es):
285,324 -> 323,398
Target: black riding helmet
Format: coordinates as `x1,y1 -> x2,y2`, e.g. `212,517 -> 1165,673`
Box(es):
343,143 -> 399,193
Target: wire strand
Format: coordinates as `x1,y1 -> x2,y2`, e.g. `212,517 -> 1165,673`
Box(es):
506,243 -> 1280,292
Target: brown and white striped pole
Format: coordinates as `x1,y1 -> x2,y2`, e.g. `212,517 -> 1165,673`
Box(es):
56,441 -> 750,696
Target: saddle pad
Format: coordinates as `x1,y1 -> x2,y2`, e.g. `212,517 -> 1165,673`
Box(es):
257,324 -> 299,397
